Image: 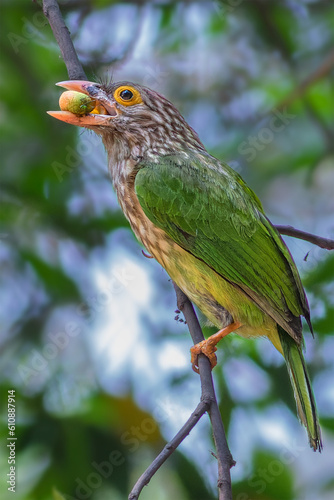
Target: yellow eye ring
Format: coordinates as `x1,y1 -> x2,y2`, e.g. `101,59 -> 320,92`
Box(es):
113,86 -> 143,106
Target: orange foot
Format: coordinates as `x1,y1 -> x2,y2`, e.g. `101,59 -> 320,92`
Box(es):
191,321 -> 242,374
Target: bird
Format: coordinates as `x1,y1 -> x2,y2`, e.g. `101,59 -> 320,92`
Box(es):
48,79 -> 322,451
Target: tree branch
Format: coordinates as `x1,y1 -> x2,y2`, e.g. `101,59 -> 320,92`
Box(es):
173,285 -> 235,500
129,399 -> 209,500
275,225 -> 334,250
43,0 -> 87,80
129,285 -> 235,500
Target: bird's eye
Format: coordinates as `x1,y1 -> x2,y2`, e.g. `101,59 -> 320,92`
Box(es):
114,85 -> 143,106
120,89 -> 133,100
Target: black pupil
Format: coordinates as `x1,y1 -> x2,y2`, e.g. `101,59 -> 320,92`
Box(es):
120,89 -> 133,100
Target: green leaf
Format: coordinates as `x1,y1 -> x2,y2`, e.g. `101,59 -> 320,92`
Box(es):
22,251 -> 80,302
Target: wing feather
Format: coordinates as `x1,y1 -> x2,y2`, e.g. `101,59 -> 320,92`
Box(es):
135,152 -> 310,340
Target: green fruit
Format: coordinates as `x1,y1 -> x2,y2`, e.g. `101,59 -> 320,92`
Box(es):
59,91 -> 96,115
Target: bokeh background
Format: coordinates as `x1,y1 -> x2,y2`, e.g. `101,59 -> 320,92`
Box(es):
1,1 -> 334,499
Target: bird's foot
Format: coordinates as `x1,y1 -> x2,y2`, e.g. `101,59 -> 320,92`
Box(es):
190,321 -> 242,374
191,339 -> 218,374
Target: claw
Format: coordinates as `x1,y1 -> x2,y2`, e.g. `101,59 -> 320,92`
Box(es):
190,321 -> 242,374
191,340 -> 218,373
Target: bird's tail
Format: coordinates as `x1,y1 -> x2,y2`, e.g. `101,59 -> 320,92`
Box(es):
278,326 -> 322,452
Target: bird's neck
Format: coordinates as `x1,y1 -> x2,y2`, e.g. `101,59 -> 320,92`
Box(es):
101,116 -> 206,168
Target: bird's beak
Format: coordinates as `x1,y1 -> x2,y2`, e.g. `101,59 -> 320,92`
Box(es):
47,80 -> 118,127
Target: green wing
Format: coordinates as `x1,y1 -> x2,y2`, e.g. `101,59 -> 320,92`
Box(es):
135,152 -> 310,341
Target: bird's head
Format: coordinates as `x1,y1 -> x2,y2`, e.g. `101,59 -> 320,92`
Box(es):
48,80 -> 205,161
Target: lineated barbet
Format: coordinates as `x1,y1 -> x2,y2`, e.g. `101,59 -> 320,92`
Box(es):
48,80 -> 322,451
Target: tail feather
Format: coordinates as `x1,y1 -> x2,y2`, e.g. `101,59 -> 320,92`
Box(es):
278,326 -> 322,452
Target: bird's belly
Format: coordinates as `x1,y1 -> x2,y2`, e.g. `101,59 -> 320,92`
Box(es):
138,225 -> 275,339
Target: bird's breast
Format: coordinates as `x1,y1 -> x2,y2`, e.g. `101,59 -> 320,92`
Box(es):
113,162 -> 175,262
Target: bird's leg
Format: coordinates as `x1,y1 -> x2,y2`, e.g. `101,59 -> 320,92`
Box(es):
191,321 -> 242,374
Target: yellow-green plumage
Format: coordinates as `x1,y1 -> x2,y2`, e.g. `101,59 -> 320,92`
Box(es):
278,327 -> 321,451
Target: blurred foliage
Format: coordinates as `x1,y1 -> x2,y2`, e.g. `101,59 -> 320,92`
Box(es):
0,1 -> 334,500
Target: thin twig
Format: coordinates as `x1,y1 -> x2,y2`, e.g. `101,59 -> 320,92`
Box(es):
43,0 -> 87,80
276,50 -> 334,111
276,225 -> 334,250
174,285 -> 235,500
128,400 -> 209,500
129,286 -> 235,500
